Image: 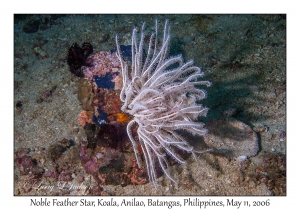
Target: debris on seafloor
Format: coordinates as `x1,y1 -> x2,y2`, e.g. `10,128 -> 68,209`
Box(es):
14,137 -> 82,195
33,46 -> 48,59
36,86 -> 57,103
203,117 -> 259,160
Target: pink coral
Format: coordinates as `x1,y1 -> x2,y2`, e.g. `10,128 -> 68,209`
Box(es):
83,51 -> 122,89
83,157 -> 99,174
77,110 -> 92,127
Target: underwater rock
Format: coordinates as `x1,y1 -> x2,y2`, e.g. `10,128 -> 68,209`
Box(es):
44,171 -> 58,179
33,46 -> 48,59
83,51 -> 121,84
76,48 -> 147,187
80,135 -> 146,186
36,86 -> 56,103
47,138 -> 75,162
15,155 -> 34,174
47,144 -> 64,162
15,155 -> 44,178
15,148 -> 30,158
77,78 -> 94,113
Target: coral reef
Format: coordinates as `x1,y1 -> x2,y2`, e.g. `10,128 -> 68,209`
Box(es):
75,47 -> 126,128
77,110 -> 93,127
79,135 -> 146,187
76,55 -> 148,185
115,20 -> 211,187
75,47 -> 143,187
81,50 -> 123,93
92,106 -> 109,126
14,137 -> 85,195
126,159 -> 147,185
77,51 -> 125,128
83,51 -> 121,88
77,78 -> 94,112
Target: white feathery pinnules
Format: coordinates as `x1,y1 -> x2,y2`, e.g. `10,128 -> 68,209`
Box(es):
115,20 -> 211,187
